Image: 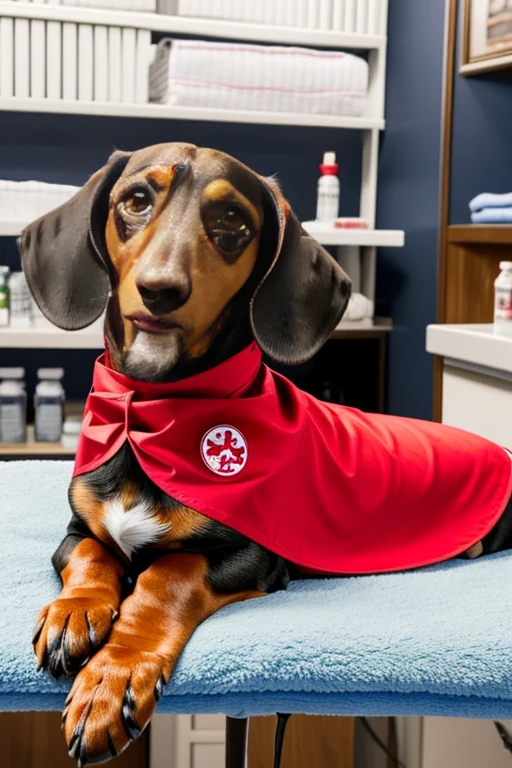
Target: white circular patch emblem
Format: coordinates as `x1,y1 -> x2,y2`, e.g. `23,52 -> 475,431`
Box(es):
201,425 -> 248,477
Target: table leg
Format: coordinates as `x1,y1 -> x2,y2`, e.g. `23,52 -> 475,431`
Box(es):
226,717 -> 248,768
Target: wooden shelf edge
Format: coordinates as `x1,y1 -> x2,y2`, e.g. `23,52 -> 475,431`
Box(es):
330,317 -> 393,338
0,426 -> 76,457
447,224 -> 512,245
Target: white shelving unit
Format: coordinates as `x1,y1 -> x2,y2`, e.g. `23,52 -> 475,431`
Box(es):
0,220 -> 26,237
0,0 -> 389,228
0,317 -> 391,349
0,325 -> 104,349
0,3 -> 386,49
0,1 -> 402,350
2,218 -> 404,245
302,222 -> 404,248
0,99 -> 384,129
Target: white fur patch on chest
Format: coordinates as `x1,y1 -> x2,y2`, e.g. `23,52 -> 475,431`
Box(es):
103,497 -> 169,559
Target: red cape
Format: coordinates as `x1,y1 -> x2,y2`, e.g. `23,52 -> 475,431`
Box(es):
74,343 -> 512,574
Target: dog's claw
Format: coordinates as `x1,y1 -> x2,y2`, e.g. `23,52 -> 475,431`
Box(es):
68,720 -> 84,759
47,648 -> 63,679
32,617 -> 45,646
84,612 -> 98,649
34,598 -> 119,679
36,644 -> 48,673
60,647 -> 168,766
46,614 -> 90,678
77,733 -> 90,768
121,680 -> 141,741
107,730 -> 118,759
154,673 -> 165,702
61,642 -> 73,677
68,694 -> 96,762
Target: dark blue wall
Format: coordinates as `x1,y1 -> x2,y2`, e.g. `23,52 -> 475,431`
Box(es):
449,3 -> 512,223
375,0 -> 446,419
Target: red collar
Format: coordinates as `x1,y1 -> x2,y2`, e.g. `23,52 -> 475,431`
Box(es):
97,342 -> 263,400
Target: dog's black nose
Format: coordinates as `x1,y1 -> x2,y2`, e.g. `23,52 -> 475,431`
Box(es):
136,284 -> 190,315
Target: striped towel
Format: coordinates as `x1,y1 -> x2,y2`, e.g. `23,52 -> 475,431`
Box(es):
0,180 -> 79,223
149,39 -> 368,117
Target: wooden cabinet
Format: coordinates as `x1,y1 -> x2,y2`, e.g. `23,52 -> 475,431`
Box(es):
435,224 -> 512,418
248,714 -> 354,768
0,711 -> 148,768
442,226 -> 512,325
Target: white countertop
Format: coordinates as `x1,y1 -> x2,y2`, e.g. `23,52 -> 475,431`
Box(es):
426,324 -> 512,375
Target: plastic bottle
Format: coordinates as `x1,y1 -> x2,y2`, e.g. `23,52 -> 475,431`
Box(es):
61,416 -> 82,451
8,271 -> 32,328
494,261 -> 512,335
0,266 -> 10,328
316,151 -> 340,221
34,368 -> 65,442
0,368 -> 27,443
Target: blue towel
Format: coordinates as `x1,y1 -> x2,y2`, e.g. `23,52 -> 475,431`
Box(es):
469,192 -> 512,212
471,207 -> 512,224
2,460 -> 512,719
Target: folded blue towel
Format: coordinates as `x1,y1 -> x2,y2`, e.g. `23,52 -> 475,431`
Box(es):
469,192 -> 512,212
2,460 -> 512,719
471,207 -> 512,224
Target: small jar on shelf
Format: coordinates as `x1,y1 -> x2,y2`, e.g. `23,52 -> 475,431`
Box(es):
34,368 -> 65,443
0,368 -> 27,444
494,261 -> 512,335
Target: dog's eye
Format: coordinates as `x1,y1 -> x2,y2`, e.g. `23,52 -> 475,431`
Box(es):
121,188 -> 153,217
115,187 -> 155,240
204,205 -> 254,257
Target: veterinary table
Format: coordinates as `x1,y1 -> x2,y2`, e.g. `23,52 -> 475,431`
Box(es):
2,460 -> 512,767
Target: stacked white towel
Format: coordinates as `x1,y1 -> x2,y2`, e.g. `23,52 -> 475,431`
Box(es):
339,292 -> 374,323
149,39 -> 368,117
0,180 -> 79,223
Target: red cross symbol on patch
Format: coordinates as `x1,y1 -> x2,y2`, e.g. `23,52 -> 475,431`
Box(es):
201,425 -> 248,476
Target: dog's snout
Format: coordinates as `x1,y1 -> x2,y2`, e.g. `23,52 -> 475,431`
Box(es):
137,283 -> 191,315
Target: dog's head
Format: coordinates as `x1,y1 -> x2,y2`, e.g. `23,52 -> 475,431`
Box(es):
19,143 -> 351,380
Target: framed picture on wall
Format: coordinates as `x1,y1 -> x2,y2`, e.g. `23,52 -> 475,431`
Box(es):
461,0 -> 512,74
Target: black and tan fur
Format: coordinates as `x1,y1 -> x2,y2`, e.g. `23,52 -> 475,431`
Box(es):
22,143 -> 512,767
20,143 -> 351,767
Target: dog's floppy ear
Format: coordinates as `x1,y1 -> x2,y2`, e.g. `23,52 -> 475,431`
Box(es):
19,150 -> 131,331
250,178 -> 352,366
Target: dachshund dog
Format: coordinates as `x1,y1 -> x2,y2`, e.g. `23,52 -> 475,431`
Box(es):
20,143 -> 352,767
20,143 -> 512,767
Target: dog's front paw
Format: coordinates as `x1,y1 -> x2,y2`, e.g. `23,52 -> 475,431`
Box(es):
63,645 -> 168,766
32,597 -> 119,678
